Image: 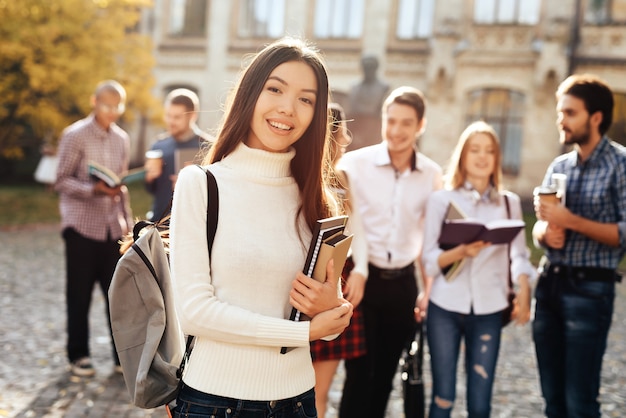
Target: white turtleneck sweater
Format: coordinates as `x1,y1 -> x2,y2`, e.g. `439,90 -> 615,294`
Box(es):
170,143 -> 315,400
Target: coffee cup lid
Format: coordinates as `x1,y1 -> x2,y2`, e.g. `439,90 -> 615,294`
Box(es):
534,185 -> 557,195
145,149 -> 163,159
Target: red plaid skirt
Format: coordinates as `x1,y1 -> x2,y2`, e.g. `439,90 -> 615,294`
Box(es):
310,258 -> 367,361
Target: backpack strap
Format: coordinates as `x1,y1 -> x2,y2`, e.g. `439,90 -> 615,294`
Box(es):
178,166 -> 219,379
205,167 -> 218,255
504,194 -> 514,301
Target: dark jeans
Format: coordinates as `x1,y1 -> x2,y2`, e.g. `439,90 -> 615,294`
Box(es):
62,227 -> 120,364
340,264 -> 417,418
426,302 -> 502,418
532,270 -> 615,418
173,384 -> 317,418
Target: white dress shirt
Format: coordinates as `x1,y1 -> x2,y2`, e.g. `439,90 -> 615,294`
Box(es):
338,142 -> 443,269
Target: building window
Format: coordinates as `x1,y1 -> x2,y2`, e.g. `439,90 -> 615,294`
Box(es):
465,89 -> 525,175
238,0 -> 285,38
474,0 -> 540,25
585,0 -> 611,24
169,0 -> 207,36
608,92 -> 626,147
314,0 -> 364,39
396,0 -> 435,39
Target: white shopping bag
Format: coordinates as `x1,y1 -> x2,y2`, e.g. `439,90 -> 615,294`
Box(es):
34,155 -> 58,184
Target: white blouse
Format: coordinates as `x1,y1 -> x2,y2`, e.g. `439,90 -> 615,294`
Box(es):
422,186 -> 536,315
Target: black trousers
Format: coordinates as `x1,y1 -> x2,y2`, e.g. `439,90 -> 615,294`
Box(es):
62,227 -> 120,364
340,264 -> 418,418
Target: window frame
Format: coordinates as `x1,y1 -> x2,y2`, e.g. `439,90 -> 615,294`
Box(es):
473,0 -> 540,25
167,0 -> 208,38
386,0 -> 433,53
312,0 -> 365,40
236,0 -> 286,39
465,88 -> 526,175
395,0 -> 435,40
228,0 -> 287,51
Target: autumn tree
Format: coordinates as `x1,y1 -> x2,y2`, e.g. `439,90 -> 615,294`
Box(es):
0,0 -> 159,161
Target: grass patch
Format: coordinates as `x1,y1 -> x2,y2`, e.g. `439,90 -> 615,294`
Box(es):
0,182 -> 153,228
523,212 -> 544,266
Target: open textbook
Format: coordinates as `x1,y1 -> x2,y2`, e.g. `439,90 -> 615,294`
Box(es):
88,161 -> 146,188
281,215 -> 353,354
439,218 -> 524,247
438,200 -> 524,281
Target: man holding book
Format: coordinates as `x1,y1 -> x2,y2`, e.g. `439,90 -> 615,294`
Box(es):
144,88 -> 212,221
337,86 -> 442,418
55,79 -> 133,376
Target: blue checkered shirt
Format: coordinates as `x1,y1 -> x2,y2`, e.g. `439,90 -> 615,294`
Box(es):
543,136 -> 626,269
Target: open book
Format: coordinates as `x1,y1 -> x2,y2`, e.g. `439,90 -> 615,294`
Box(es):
439,201 -> 467,281
88,161 -> 146,188
281,215 -> 353,354
439,217 -> 525,247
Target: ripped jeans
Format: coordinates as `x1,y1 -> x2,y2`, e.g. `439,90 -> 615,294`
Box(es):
426,302 -> 502,418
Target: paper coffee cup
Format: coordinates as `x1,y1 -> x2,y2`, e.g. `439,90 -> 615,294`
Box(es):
534,186 -> 559,204
551,173 -> 567,205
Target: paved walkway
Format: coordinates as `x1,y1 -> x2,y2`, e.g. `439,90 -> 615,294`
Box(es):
1,225 -> 625,417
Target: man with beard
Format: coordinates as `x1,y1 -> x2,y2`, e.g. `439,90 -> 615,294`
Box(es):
532,73 -> 626,418
144,88 -> 212,221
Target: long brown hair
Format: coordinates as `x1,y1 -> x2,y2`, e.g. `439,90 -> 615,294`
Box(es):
205,37 -> 336,232
445,120 -> 503,191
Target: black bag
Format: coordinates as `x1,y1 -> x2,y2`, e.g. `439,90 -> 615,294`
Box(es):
400,322 -> 425,418
501,289 -> 515,327
501,194 -> 515,327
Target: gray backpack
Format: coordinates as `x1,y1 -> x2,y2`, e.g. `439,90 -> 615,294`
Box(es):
109,167 -> 217,409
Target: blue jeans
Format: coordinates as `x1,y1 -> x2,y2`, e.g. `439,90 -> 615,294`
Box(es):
532,270 -> 615,418
172,384 -> 317,418
426,302 -> 502,418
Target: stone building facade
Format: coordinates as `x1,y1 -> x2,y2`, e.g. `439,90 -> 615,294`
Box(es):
137,0 -> 626,198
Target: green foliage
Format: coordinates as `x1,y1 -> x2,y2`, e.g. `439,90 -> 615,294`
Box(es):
523,212 -> 544,266
0,0 -> 159,159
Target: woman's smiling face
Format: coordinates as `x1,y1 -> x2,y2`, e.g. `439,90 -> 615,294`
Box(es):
464,132 -> 496,182
246,60 -> 318,153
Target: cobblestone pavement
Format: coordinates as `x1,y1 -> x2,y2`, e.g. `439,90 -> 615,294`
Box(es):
1,225 -> 625,417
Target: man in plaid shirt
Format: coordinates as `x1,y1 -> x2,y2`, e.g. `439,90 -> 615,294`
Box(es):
55,80 -> 133,377
533,73 -> 626,418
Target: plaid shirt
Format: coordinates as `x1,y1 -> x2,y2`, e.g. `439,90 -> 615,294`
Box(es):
55,114 -> 132,241
543,136 -> 626,269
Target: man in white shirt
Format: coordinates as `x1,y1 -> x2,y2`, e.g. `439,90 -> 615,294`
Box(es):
338,86 -> 442,418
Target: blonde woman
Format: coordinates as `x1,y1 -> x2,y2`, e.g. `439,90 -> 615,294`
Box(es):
420,121 -> 535,418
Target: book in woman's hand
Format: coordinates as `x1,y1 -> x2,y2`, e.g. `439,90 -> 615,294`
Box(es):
439,218 -> 525,247
311,233 -> 353,284
281,215 -> 352,354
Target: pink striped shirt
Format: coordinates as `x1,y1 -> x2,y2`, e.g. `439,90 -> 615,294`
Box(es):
55,114 -> 133,241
